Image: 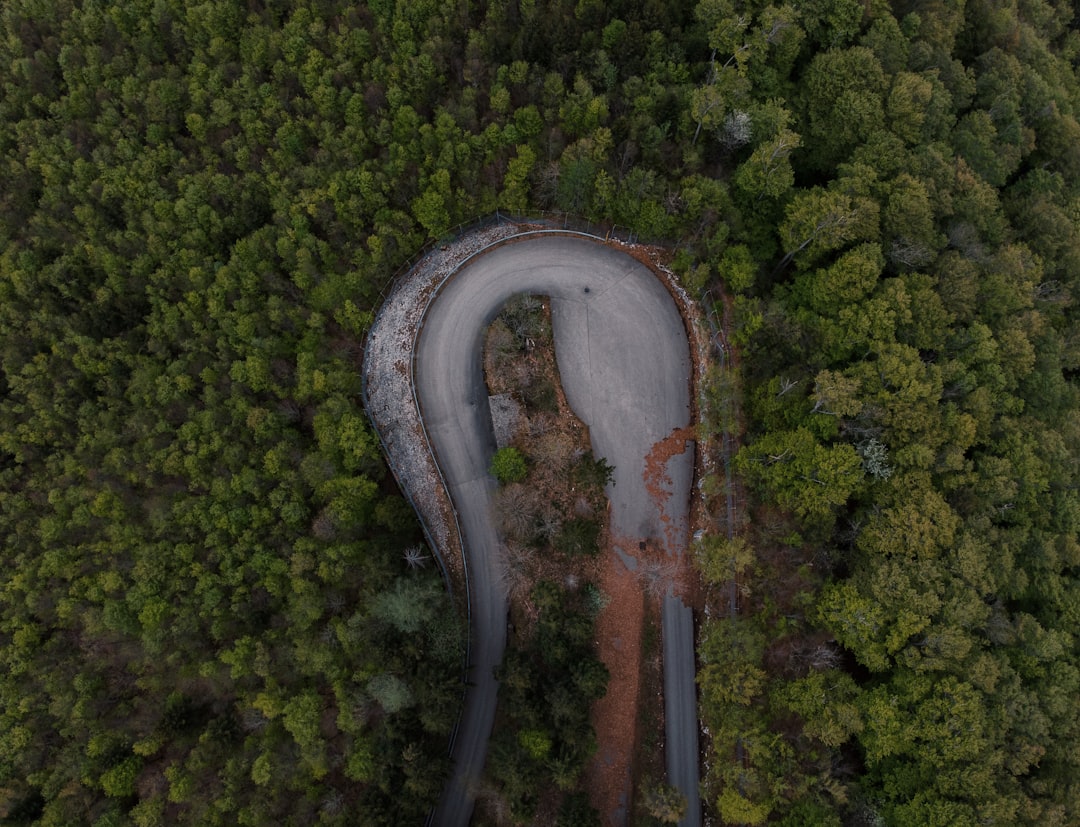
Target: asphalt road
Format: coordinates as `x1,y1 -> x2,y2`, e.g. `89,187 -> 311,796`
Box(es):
416,234 -> 699,826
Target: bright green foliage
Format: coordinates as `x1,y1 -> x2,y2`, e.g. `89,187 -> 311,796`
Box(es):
413,188 -> 451,239
699,618 -> 767,708
518,728 -> 552,760
778,188 -> 881,271
775,670 -> 863,748
816,582 -> 890,672
695,534 -> 755,584
491,446 -> 528,484
735,427 -> 864,528
717,787 -> 772,826
720,244 -> 757,293
100,756 -> 142,799
791,243 -> 883,317
734,128 -> 801,201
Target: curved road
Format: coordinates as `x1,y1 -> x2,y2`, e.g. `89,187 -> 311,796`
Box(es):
414,234 -> 699,826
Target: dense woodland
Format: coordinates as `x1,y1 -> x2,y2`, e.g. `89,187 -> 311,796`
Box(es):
1,0 -> 1079,825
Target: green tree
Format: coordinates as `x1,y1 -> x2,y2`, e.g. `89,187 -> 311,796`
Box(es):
734,128 -> 801,201
368,673 -> 415,714
800,47 -> 887,170
736,428 -> 864,528
776,670 -> 863,747
886,72 -> 937,145
717,787 -> 772,826
643,781 -> 688,823
696,534 -> 755,584
816,581 -> 890,672
778,188 -> 880,271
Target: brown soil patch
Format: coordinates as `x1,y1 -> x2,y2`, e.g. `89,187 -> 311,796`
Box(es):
586,539 -> 646,826
642,427 -> 705,612
643,426 -> 697,556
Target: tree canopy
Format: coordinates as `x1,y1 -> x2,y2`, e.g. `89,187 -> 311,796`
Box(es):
2,0 -> 1080,823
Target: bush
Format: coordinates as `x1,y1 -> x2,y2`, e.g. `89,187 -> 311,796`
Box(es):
554,518 -> 601,556
573,455 -> 615,491
557,792 -> 601,826
524,376 -> 558,412
491,446 -> 528,483
643,781 -> 687,824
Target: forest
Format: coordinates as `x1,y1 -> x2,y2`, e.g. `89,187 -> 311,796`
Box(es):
1,0 -> 1079,824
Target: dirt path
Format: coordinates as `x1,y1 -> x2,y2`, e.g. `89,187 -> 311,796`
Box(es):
586,539 -> 647,825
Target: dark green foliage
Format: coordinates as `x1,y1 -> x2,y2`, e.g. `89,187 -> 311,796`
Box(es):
643,781 -> 689,823
553,517 -> 602,557
702,0 -> 1080,823
4,788 -> 45,824
523,375 -> 559,412
0,0 -> 474,822
572,455 -> 615,491
2,0 -> 1079,824
487,581 -> 608,820
557,791 -> 602,826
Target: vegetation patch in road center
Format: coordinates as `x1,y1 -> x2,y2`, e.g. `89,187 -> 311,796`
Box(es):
474,292 -> 696,825
474,295 -> 612,825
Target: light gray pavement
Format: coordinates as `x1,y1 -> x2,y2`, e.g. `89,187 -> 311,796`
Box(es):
416,234 -> 699,827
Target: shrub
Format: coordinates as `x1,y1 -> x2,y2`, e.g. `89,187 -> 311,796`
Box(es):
524,376 -> 558,412
573,455 -> 614,491
491,446 -> 528,483
557,791 -> 601,826
643,782 -> 687,824
554,518 -> 601,556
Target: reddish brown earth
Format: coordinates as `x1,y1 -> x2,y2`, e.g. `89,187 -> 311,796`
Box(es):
643,426 -> 697,555
585,536 -> 647,826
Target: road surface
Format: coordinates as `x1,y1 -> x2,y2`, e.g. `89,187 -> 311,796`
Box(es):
413,233 -> 700,826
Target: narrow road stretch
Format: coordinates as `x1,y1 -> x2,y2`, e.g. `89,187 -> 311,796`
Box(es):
413,234 -> 700,826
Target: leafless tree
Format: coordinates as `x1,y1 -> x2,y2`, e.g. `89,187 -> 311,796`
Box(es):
402,545 -> 428,569
312,509 -> 337,541
241,707 -> 269,733
888,236 -> 934,269
718,109 -> 753,151
1033,279 -> 1070,304
946,221 -> 989,263
534,160 -> 561,208
638,555 -> 681,599
496,541 -> 534,603
776,376 -> 800,396
320,790 -> 346,817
